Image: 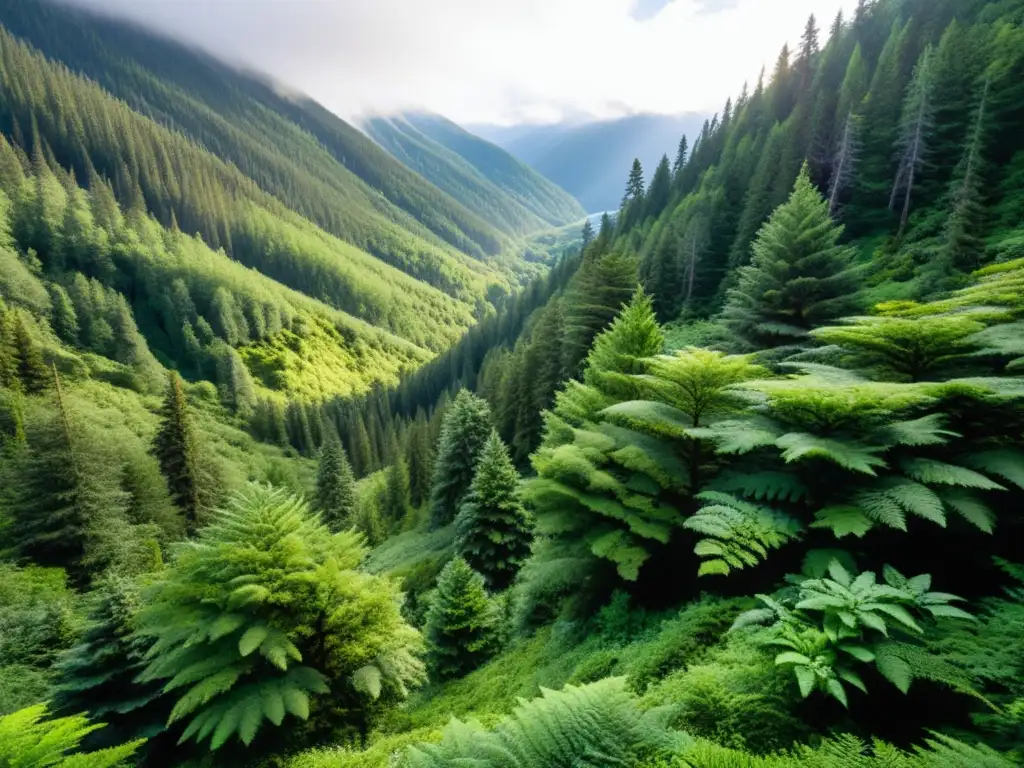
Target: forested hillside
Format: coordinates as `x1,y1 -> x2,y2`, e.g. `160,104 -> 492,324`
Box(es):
3,0 -> 1024,767
364,112 -> 586,238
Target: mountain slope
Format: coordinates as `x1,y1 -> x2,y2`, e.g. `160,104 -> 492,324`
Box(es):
0,0 -> 517,285
364,112 -> 585,238
472,113 -> 707,212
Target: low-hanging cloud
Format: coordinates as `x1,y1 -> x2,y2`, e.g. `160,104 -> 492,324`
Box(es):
58,0 -> 853,125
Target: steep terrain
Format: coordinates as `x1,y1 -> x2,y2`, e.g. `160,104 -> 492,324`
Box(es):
364,111 -> 586,238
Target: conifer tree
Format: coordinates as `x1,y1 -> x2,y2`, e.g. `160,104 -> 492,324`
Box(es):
624,159 -> 645,204
672,135 -> 689,180
347,412 -> 374,478
406,409 -> 433,508
52,576 -> 166,751
580,218 -> 594,250
890,47 -> 936,238
722,165 -> 860,352
47,284 -> 79,344
424,557 -> 495,680
828,112 -> 862,217
428,390 -> 493,528
315,438 -> 357,532
937,77 -> 989,278
152,372 -> 202,536
0,305 -> 18,390
12,314 -> 48,394
454,431 -> 532,592
383,455 -> 411,529
562,250 -> 638,375
644,155 -> 672,221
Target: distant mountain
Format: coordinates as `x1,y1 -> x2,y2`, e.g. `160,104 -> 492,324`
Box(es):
363,112 -> 586,238
470,113 -> 708,213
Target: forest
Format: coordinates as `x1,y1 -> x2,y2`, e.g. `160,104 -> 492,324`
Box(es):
1,0 -> 1024,766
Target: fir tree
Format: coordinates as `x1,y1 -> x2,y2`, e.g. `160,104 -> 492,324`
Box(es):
47,284 -> 79,344
562,250 -> 638,376
581,218 -> 594,250
424,557 -> 496,680
52,576 -> 167,751
624,158 -> 645,204
645,155 -> 672,221
0,305 -> 18,390
406,409 -> 433,508
672,135 -> 689,180
722,165 -> 860,352
315,438 -> 357,532
428,390 -> 493,528
383,455 -> 411,529
890,47 -> 936,238
151,372 -> 202,536
12,314 -> 48,394
454,431 -> 533,592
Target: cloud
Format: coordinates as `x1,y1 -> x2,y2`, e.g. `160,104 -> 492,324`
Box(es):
59,0 -> 854,125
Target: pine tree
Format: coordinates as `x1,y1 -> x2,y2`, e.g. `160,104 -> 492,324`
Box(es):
315,438 -> 357,532
722,165 -> 860,352
672,135 -> 689,181
828,112 -> 862,217
47,284 -> 79,344
424,557 -> 495,680
937,76 -> 989,278
890,47 -> 936,238
406,409 -> 433,508
562,250 -> 638,375
428,390 -> 493,528
348,412 -> 374,478
644,155 -> 672,221
581,219 -> 594,250
0,305 -> 18,390
383,455 -> 411,529
52,576 -> 167,751
12,314 -> 48,394
624,158 -> 645,204
151,372 -> 202,536
454,431 -> 532,592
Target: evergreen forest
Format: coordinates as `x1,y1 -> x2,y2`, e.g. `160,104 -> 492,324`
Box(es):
2,0 -> 1024,766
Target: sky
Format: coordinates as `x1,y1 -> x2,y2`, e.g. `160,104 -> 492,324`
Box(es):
61,0 -> 855,126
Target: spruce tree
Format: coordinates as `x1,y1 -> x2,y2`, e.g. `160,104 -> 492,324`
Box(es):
12,314 -> 48,394
0,304 -> 18,390
383,455 -> 411,529
581,219 -> 594,250
455,431 -> 532,592
315,438 -> 357,532
722,165 -> 860,352
52,576 -> 167,751
428,390 -> 492,528
672,135 -> 689,181
562,250 -> 638,376
406,409 -> 433,508
644,155 -> 672,221
424,557 -> 495,680
624,158 -> 645,203
152,372 -> 202,536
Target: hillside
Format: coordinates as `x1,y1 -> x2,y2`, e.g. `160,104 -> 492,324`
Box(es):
364,112 -> 586,238
3,0 -> 1024,767
471,112 -> 707,212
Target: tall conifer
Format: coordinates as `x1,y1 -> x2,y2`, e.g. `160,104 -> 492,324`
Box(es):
152,372 -> 202,535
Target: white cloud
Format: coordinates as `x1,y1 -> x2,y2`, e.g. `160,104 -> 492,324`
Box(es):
60,0 -> 855,124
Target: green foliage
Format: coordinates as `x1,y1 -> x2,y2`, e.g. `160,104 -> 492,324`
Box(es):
735,560 -> 973,707
424,558 -> 496,681
428,390 -> 493,528
136,485 -> 424,751
315,439 -> 357,533
151,373 -> 205,536
722,166 -> 861,353
52,576 -> 166,750
0,705 -> 144,768
403,677 -> 681,767
454,430 -> 533,592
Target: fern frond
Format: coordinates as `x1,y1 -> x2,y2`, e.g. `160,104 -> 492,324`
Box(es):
684,493 -> 801,577
777,433 -> 886,475
964,450 -> 1024,491
901,458 -> 1004,490
812,506 -> 874,538
937,489 -> 996,533
713,471 -> 810,503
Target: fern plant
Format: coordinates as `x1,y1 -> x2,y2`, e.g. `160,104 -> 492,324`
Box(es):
135,485 -> 424,752
733,559 -> 973,706
403,677 -> 682,767
0,704 -> 144,768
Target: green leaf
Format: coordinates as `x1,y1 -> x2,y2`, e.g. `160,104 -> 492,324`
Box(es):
238,697 -> 264,745
900,458 -> 1004,490
826,678 -> 849,708
841,645 -> 876,663
876,652 -> 912,693
777,433 -> 886,475
238,626 -> 270,657
775,652 -> 812,667
281,687 -> 310,720
965,450 -> 1024,490
939,490 -> 995,533
812,506 -> 873,538
869,604 -> 921,633
828,559 -> 852,588
794,666 -> 815,698
262,688 -> 285,726
837,668 -> 868,694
